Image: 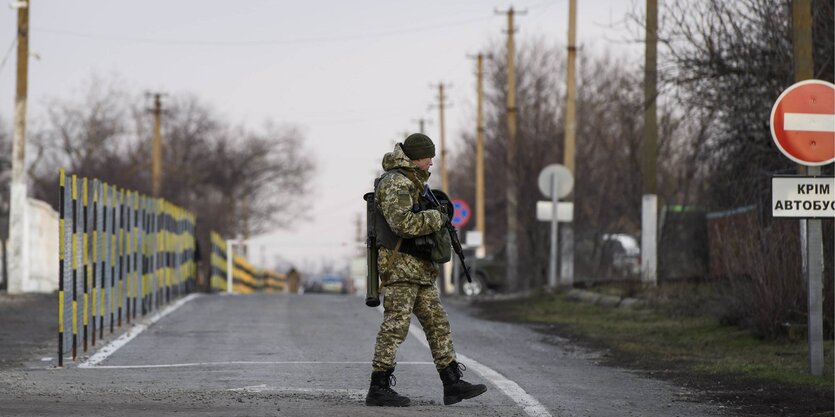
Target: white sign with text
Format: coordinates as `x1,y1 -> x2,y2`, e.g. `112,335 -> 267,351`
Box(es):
771,176 -> 835,218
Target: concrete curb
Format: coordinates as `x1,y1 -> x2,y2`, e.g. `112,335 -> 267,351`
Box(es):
566,289 -> 646,309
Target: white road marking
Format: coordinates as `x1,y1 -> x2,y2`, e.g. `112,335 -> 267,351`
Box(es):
78,293 -> 201,368
459,357 -> 553,417
227,384 -> 366,398
784,113 -> 835,132
82,361 -> 432,369
376,305 -> 553,417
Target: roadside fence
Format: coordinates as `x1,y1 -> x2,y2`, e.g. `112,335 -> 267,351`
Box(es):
209,231 -> 286,293
58,169 -> 196,366
209,231 -> 228,291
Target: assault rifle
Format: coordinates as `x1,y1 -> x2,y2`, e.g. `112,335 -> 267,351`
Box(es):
421,185 -> 473,283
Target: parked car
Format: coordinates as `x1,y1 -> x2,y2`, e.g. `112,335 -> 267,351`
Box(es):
600,234 -> 641,278
457,234 -> 641,296
304,274 -> 349,294
458,255 -> 505,296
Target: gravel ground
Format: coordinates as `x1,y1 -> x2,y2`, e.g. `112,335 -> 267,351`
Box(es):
0,293 -> 57,369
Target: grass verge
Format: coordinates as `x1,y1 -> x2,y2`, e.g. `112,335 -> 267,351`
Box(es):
474,290 -> 834,415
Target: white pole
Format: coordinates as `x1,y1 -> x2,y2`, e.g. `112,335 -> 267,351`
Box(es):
641,195 -> 658,285
7,1 -> 30,294
806,166 -> 824,375
226,239 -> 233,294
548,175 -> 559,288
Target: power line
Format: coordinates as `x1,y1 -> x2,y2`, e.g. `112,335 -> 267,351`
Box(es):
31,13 -> 497,47
0,37 -> 17,73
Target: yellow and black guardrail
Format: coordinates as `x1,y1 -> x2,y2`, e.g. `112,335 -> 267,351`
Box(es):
58,169 -> 196,366
209,231 -> 228,292
209,231 -> 286,294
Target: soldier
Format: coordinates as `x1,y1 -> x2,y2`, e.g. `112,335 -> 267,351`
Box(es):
366,133 -> 487,407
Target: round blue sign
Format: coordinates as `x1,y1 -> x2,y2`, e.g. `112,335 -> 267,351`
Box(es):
450,199 -> 471,228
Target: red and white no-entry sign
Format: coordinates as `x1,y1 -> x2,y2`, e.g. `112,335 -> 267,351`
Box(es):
770,79 -> 835,166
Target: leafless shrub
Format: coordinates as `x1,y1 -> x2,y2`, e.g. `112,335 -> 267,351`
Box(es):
708,210 -> 806,338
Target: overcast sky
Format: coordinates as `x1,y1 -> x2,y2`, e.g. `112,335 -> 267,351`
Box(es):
0,0 -> 643,274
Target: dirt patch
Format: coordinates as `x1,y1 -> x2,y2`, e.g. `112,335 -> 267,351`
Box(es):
470,296 -> 834,417
0,293 -> 56,370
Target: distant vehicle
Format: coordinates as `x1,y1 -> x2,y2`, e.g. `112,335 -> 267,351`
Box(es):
457,234 -> 641,296
304,274 -> 348,294
458,255 -> 506,296
601,234 -> 641,278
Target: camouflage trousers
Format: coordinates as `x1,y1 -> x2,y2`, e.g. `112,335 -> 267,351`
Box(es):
371,282 -> 456,372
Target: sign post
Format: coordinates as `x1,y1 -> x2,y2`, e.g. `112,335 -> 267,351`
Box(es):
450,199 -> 472,295
537,164 -> 574,288
769,79 -> 834,376
549,175 -> 559,288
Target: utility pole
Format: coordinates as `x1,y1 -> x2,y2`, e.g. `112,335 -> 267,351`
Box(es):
432,82 -> 452,295
564,0 -> 577,176
241,199 -> 250,258
149,93 -> 165,197
561,0 -> 578,288
467,53 -> 490,258
791,0 -> 823,377
412,118 -> 431,135
641,0 -> 659,287
432,83 -> 451,194
7,0 -> 30,294
497,7 -> 525,291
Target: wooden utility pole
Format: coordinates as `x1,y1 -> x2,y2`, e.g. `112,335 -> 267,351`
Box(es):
433,83 -> 450,193
564,0 -> 577,175
641,0 -> 659,287
560,0 -> 578,288
793,0 -> 814,81
150,94 -> 164,197
432,82 -> 452,294
497,7 -> 524,291
642,0 -> 658,196
468,53 -> 489,257
241,199 -> 250,258
791,0 -> 823,377
7,0 -> 30,294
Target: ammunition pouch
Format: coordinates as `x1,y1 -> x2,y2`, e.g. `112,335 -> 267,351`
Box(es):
373,204 -> 452,264
375,213 -> 435,262
427,227 -> 452,263
370,170 -> 453,264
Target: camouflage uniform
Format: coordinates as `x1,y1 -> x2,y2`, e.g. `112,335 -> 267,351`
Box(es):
371,143 -> 456,372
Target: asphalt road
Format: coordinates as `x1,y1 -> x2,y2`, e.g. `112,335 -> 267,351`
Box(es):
0,292 -> 726,417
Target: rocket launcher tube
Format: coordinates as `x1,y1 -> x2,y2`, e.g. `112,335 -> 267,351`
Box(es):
363,192 -> 381,307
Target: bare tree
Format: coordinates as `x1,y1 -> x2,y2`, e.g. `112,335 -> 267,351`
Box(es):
449,38 -> 706,288
650,0 -> 834,209
27,76 -> 315,278
28,75 -> 138,205
626,0 -> 835,337
196,121 -> 314,237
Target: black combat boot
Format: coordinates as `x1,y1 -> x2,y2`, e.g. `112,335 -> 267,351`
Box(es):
365,369 -> 410,407
438,361 -> 487,405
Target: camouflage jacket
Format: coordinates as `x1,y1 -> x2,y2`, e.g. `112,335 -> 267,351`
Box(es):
375,143 -> 444,286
